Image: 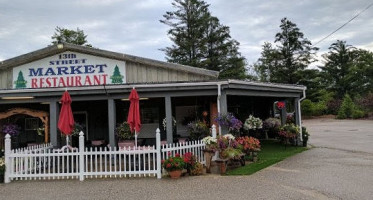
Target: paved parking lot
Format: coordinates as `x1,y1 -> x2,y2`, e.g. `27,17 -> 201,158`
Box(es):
1,118 -> 372,200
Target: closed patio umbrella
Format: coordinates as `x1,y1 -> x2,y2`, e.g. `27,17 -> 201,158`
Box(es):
58,90 -> 75,148
127,88 -> 141,148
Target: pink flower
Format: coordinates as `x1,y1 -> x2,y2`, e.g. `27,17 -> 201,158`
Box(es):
175,153 -> 180,157
166,163 -> 171,168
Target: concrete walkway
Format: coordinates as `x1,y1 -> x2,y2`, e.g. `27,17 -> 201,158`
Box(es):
1,118 -> 373,200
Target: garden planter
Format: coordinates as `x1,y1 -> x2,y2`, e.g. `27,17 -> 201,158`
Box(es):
203,150 -> 214,173
168,170 -> 182,179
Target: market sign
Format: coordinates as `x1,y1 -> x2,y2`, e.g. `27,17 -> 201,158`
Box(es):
12,51 -> 126,89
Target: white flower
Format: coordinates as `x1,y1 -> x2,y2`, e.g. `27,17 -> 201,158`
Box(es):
244,115 -> 263,130
202,136 -> 217,144
223,134 -> 235,140
0,157 -> 5,167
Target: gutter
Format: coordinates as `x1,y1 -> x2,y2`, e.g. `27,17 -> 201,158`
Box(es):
298,87 -> 306,141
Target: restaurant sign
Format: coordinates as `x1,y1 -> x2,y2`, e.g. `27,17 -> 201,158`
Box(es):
12,51 -> 126,89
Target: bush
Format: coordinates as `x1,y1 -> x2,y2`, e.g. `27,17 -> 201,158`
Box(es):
337,94 -> 365,119
301,99 -> 313,117
352,110 -> 365,119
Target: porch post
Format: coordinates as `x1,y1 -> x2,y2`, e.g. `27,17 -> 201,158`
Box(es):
165,95 -> 173,144
108,98 -> 116,148
294,97 -> 302,142
49,101 -> 59,147
219,90 -> 228,134
281,101 -> 287,125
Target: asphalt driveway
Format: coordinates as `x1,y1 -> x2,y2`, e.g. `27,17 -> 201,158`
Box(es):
1,118 -> 372,200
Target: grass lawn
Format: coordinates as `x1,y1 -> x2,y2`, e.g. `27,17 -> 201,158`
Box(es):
226,140 -> 308,175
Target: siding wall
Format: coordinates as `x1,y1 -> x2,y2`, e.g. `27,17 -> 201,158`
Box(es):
0,60 -> 215,89
0,69 -> 12,89
125,61 -> 214,83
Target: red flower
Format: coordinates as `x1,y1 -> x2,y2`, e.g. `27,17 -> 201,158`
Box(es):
175,162 -> 179,167
175,153 -> 180,157
161,160 -> 165,164
276,101 -> 285,109
167,152 -> 172,156
166,163 -> 172,168
169,158 -> 173,162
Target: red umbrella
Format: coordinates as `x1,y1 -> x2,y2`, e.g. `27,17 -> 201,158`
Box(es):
127,88 -> 141,147
58,91 -> 75,136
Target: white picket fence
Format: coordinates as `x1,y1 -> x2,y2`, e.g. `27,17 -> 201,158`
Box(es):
3,126 -> 217,183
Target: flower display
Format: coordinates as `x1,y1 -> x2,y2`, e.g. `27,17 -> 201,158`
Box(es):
243,115 -> 263,131
236,136 -> 261,152
115,122 -> 133,140
278,123 -> 300,139
2,124 -> 20,136
187,120 -> 210,140
202,136 -> 218,152
263,118 -> 281,130
276,101 -> 285,109
162,117 -> 177,130
162,152 -> 186,172
215,113 -> 242,134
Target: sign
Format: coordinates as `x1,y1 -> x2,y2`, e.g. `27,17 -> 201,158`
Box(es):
12,51 -> 126,89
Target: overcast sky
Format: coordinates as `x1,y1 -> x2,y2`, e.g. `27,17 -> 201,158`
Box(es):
1,0 -> 373,68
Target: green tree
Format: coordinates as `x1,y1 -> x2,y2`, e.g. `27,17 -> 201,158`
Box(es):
161,0 -> 247,79
14,71 -> 27,88
320,40 -> 356,99
51,26 -> 92,47
254,18 -> 318,84
110,65 -> 124,84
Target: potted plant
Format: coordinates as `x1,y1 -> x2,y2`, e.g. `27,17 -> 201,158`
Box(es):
215,113 -> 243,136
302,127 -> 310,147
115,122 -> 134,148
201,136 -> 217,173
186,120 -> 210,140
0,156 -> 5,183
278,123 -> 300,147
182,152 -> 203,175
243,115 -> 263,137
2,124 -> 21,148
263,118 -> 281,138
162,153 -> 186,179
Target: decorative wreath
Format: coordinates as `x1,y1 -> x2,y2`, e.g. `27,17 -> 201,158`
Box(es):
276,101 -> 285,110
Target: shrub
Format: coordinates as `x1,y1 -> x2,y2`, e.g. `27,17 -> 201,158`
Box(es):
301,99 -> 313,117
352,110 -> 365,119
326,99 -> 342,115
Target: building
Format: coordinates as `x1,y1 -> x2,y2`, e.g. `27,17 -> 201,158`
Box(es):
0,43 -> 305,148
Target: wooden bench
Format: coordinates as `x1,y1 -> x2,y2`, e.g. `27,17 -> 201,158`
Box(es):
215,153 -> 245,174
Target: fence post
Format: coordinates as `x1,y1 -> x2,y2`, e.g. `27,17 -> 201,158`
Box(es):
4,134 -> 11,183
156,128 -> 161,179
79,131 -> 85,181
211,125 -> 218,161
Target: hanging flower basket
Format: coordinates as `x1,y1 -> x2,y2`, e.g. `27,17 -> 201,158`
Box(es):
276,101 -> 285,110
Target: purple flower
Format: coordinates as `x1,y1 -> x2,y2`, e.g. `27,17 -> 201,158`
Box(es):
2,124 -> 20,136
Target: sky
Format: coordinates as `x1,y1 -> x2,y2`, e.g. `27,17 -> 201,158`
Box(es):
1,0 -> 373,69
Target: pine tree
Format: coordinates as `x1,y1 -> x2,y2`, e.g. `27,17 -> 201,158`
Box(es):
14,71 -> 27,88
161,0 -> 247,79
51,26 -> 92,47
110,65 -> 124,84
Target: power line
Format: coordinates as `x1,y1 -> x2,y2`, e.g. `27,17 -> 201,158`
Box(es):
313,2 -> 373,46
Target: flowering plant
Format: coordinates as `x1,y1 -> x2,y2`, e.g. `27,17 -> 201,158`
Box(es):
217,134 -> 239,150
162,153 -> 186,172
2,124 -> 20,136
115,122 -> 133,140
202,136 -> 218,152
187,120 -> 210,140
162,117 -> 177,130
215,113 -> 242,134
236,136 -> 261,152
0,157 -> 5,175
243,115 -> 263,130
183,152 -> 203,175
263,118 -> 281,130
276,101 -> 285,109
278,123 -> 300,139
72,123 -> 84,136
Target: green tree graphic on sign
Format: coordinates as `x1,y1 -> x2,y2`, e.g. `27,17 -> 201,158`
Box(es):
110,65 -> 124,84
14,71 -> 27,88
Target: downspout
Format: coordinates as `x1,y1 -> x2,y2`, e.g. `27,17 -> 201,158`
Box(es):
298,88 -> 306,141
217,83 -> 222,135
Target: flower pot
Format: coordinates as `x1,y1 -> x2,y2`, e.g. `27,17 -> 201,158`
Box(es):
203,150 -> 214,173
168,170 -> 182,179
